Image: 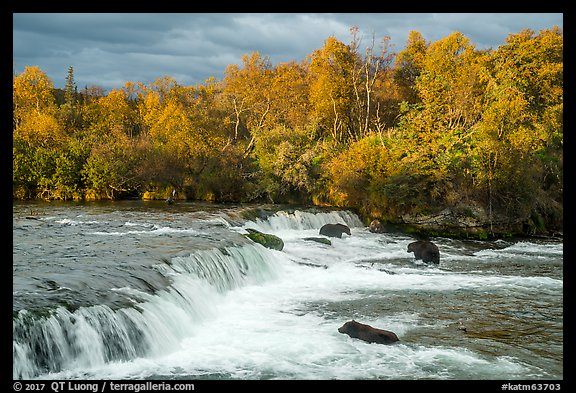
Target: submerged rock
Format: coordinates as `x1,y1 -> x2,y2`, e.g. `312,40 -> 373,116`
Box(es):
303,237 -> 332,246
244,228 -> 284,251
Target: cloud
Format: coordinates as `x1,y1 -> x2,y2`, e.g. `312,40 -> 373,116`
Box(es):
12,13 -> 563,92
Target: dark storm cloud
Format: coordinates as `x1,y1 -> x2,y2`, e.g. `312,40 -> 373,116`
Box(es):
325,13 -> 563,50
13,13 -> 191,44
12,13 -> 563,92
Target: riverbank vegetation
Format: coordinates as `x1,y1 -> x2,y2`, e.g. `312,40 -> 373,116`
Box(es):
13,27 -> 563,237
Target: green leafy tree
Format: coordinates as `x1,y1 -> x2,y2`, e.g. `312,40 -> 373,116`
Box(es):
81,128 -> 141,199
253,124 -> 321,202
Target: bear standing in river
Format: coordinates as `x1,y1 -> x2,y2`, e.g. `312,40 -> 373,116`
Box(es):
407,240 -> 440,264
338,320 -> 399,344
319,223 -> 351,238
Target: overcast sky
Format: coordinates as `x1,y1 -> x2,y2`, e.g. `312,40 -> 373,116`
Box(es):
12,13 -> 563,92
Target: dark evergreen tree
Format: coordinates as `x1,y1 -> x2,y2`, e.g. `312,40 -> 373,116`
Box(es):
64,65 -> 77,106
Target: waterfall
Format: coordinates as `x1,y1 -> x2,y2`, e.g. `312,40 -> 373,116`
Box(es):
13,243 -> 280,379
243,209 -> 364,232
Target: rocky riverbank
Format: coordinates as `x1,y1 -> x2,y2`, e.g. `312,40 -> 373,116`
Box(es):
366,204 -> 563,240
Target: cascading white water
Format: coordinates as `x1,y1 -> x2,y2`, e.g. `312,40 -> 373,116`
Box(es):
243,209 -> 364,232
13,203 -> 564,380
13,209 -> 363,379
164,244 -> 280,292
12,243 -> 280,379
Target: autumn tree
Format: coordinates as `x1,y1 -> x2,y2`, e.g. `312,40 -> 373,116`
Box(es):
382,32 -> 489,213
268,60 -> 311,130
393,30 -> 428,104
13,66 -> 64,147
308,36 -> 357,143
13,66 -> 89,200
348,26 -> 395,139
77,87 -> 140,198
11,27 -> 563,237
222,52 -> 275,151
136,78 -> 202,191
82,87 -> 138,141
471,27 -> 563,227
134,76 -> 243,200
417,32 -> 486,132
13,66 -> 63,197
321,133 -> 392,214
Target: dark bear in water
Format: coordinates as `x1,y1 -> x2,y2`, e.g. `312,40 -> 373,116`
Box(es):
338,320 -> 399,344
319,223 -> 351,238
407,240 -> 440,264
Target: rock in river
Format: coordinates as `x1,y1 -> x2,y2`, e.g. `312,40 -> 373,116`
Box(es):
244,228 -> 284,251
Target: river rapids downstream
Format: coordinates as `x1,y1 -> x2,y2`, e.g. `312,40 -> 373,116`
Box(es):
13,201 -> 563,380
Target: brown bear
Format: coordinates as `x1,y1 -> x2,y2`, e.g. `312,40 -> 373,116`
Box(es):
338,320 -> 399,344
319,223 -> 351,238
369,219 -> 385,233
407,240 -> 440,264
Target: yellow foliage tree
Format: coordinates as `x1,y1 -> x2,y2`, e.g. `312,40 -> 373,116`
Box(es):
13,66 -> 65,148
308,36 -> 356,142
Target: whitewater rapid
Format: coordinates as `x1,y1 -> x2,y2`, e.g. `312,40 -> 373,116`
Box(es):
13,202 -> 563,380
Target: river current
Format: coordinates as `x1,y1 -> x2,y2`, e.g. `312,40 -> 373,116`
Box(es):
12,201 -> 563,380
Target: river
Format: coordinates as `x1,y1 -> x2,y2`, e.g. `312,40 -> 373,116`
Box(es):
12,201 -> 563,380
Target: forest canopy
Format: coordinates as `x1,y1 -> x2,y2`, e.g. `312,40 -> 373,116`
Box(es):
13,27 -> 563,236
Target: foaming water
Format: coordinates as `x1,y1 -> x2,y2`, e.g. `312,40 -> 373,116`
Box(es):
244,209 -> 364,232
32,253 -> 550,380
13,242 -> 280,379
13,201 -> 563,380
